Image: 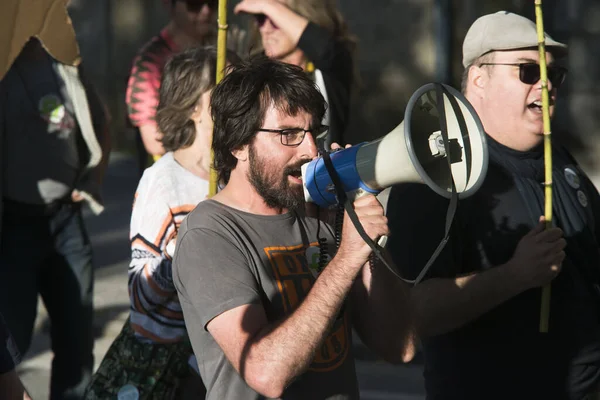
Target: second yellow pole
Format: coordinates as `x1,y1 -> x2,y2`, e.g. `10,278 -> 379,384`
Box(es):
209,0 -> 229,197
535,0 -> 553,333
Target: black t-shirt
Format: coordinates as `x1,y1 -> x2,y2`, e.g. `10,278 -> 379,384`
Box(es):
0,312 -> 20,375
387,136 -> 600,400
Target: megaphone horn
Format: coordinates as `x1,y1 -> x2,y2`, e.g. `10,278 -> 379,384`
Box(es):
302,83 -> 488,207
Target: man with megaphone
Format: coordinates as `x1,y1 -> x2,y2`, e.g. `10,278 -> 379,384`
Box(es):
172,55 -> 415,400
387,11 -> 600,400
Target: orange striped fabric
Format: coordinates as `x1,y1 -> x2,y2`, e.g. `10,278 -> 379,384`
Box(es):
128,152 -> 209,343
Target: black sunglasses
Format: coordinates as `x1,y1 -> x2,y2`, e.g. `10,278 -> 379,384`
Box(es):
254,13 -> 278,29
258,126 -> 329,147
178,0 -> 217,12
479,62 -> 567,88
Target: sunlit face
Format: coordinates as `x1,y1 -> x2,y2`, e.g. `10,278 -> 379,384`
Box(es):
192,90 -> 213,158
474,49 -> 558,151
172,0 -> 216,42
247,103 -> 317,210
258,1 -> 305,65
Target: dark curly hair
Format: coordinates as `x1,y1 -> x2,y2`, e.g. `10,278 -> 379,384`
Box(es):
210,55 -> 326,184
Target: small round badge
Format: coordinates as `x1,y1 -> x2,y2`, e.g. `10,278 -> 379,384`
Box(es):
38,94 -> 65,124
564,167 -> 581,189
577,190 -> 588,207
117,384 -> 139,400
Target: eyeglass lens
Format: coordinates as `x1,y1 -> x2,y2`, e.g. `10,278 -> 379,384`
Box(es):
255,14 -> 278,29
520,63 -> 566,88
282,129 -> 305,145
255,14 -> 267,27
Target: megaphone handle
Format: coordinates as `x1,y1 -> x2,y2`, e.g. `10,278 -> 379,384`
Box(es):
319,150 -> 408,283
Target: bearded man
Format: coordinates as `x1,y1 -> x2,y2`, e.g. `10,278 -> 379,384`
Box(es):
172,55 -> 414,400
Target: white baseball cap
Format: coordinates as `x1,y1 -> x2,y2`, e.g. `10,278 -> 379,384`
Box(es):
462,11 -> 567,67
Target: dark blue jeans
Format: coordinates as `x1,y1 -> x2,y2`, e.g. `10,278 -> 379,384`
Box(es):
0,199 -> 94,400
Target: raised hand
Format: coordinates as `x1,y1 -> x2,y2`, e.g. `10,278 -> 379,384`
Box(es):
507,217 -> 566,290
234,0 -> 275,17
337,194 -> 389,268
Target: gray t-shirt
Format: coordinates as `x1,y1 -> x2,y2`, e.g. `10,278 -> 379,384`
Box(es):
173,200 -> 359,400
1,45 -> 82,204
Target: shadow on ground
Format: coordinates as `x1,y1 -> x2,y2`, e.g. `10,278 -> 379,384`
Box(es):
22,303 -> 130,363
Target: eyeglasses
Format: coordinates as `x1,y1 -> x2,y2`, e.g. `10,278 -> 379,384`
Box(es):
254,13 -> 278,29
479,62 -> 567,88
258,125 -> 329,147
181,0 -> 217,12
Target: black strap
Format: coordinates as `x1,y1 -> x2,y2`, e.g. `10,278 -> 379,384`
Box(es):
320,83 -> 461,286
321,150 -> 407,282
413,84 -> 459,284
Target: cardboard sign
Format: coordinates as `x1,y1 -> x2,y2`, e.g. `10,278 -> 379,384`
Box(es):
0,0 -> 80,80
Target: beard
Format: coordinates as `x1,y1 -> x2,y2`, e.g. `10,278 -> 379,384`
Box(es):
248,144 -> 305,211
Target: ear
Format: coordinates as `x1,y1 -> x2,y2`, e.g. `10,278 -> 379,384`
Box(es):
469,65 -> 488,97
190,105 -> 202,124
232,145 -> 249,162
191,92 -> 212,124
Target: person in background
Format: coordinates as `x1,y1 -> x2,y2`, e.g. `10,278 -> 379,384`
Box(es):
387,11 -> 600,400
86,46 -> 239,400
234,0 -> 357,150
0,36 -> 110,400
125,0 -> 218,174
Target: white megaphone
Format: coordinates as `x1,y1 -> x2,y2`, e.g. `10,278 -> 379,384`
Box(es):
301,83 -> 488,207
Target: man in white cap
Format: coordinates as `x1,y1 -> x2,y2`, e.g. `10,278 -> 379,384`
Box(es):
387,11 -> 600,400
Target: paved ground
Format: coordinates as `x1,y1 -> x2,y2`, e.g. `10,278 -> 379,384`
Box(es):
16,152 -> 427,400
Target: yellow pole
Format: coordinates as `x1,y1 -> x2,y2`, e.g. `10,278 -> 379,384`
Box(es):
209,0 -> 228,197
535,0 -> 553,333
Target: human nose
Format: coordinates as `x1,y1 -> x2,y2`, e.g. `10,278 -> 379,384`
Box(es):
300,132 -> 318,159
533,71 -> 554,93
535,78 -> 554,93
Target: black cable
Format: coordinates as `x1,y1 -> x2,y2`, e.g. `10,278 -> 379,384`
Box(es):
315,206 -> 329,273
334,203 -> 344,249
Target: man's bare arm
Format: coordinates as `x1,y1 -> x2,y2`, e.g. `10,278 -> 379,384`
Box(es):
411,219 -> 566,337
208,254 -> 362,398
207,195 -> 388,398
411,266 -> 524,337
351,256 -> 415,364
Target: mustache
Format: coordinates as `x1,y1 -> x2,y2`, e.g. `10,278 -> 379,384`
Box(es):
283,160 -> 309,175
